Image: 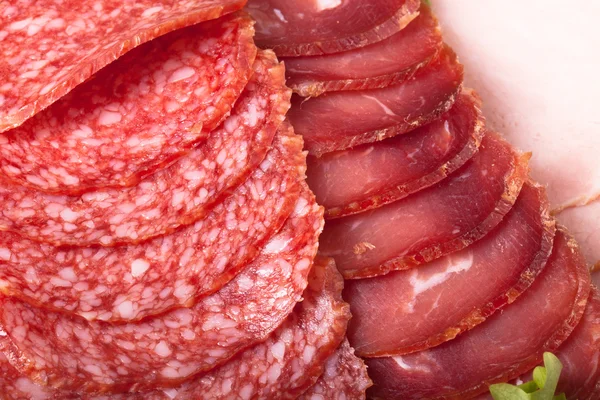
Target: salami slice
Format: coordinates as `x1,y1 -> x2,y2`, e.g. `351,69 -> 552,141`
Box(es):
0,50 -> 291,247
0,184 -> 324,393
246,0 -> 420,57
365,228 -> 591,400
0,353 -> 165,400
287,45 -> 463,156
0,122 -> 304,321
0,0 -> 245,132
345,182 -> 556,356
164,256 -> 349,399
0,14 -> 257,195
283,5 -> 442,97
307,91 -> 484,219
299,339 -> 373,400
319,133 -> 528,279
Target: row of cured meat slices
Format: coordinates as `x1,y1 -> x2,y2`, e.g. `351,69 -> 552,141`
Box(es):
0,2 -> 370,398
245,0 -> 600,398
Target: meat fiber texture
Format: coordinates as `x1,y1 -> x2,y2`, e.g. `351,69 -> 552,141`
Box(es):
288,44 -> 464,156
475,287 -> 600,400
282,4 -> 443,97
345,182 -> 556,357
161,256 -> 349,399
366,229 -> 591,400
0,50 -> 291,247
0,256 -> 347,399
431,0 -> 600,269
0,123 -> 304,322
0,14 -> 257,194
0,0 -> 246,132
319,133 -> 529,279
246,0 -> 420,56
299,339 -> 372,400
0,184 -> 324,394
307,90 -> 485,218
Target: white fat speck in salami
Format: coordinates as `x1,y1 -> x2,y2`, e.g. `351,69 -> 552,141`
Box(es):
0,183 -> 324,393
0,14 -> 256,195
0,51 -> 291,247
0,122 -> 304,321
299,339 -> 372,400
0,0 -> 246,132
156,257 -> 349,399
0,352 -> 167,399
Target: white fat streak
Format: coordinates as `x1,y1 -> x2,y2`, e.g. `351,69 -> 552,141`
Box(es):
314,0 -> 342,12
405,252 -> 474,313
362,94 -> 397,117
410,252 -> 474,297
392,355 -> 432,373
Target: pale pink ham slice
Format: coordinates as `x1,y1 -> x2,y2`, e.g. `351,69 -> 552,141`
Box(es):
283,5 -> 442,97
557,201 -> 600,272
287,45 -> 463,156
319,133 -> 528,279
246,0 -> 420,57
306,91 -> 484,219
0,0 -> 245,132
365,228 -> 591,400
345,182 -> 556,357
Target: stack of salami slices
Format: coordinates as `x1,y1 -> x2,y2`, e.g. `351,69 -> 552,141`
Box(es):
0,2 -> 373,398
248,0 -> 599,399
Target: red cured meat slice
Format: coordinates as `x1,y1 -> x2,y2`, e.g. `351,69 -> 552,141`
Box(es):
365,228 -> 591,400
299,339 -> 373,400
164,256 -> 350,399
246,0 -> 420,57
282,5 -> 442,97
287,45 -> 464,156
0,354 -> 164,400
0,50 -> 291,247
0,184 -> 324,393
0,123 -> 304,322
319,133 -> 528,279
515,288 -> 600,400
475,287 -> 600,400
0,256 -> 347,399
0,0 -> 245,132
0,14 -> 257,195
345,182 -> 556,357
307,91 -> 484,219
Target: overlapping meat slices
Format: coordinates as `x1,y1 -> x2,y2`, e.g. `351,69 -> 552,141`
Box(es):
319,133 -> 528,279
0,14 -> 256,194
288,45 -> 463,156
246,0 -> 420,56
346,182 -> 556,356
0,122 -> 304,322
307,90 -> 484,218
0,0 -> 246,132
366,229 -> 591,399
282,5 -> 442,97
0,50 -> 291,247
0,184 -> 323,393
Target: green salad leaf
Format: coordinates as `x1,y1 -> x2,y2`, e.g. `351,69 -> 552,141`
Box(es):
422,0 -> 432,6
489,353 -> 566,400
